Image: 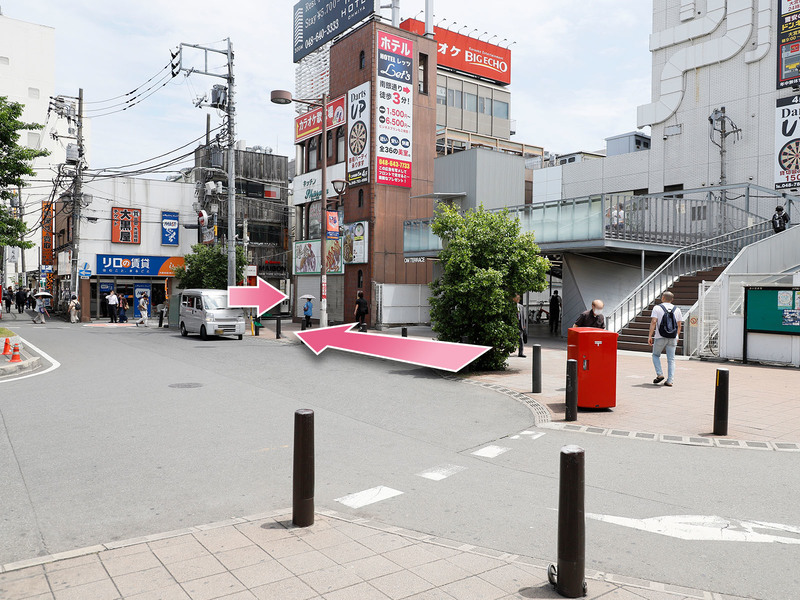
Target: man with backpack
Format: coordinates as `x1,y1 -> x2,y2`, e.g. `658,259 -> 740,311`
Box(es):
771,205 -> 789,234
648,291 -> 683,387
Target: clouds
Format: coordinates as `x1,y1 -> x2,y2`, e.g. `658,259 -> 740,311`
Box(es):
4,0 -> 652,168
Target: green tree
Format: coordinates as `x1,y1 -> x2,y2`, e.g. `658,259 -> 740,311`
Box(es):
0,96 -> 49,249
429,203 -> 550,371
173,244 -> 247,290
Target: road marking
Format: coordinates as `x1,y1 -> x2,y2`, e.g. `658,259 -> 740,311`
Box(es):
335,486 -> 403,509
0,337 -> 60,383
586,513 -> 800,544
471,445 -> 511,458
520,431 -> 545,440
417,464 -> 467,481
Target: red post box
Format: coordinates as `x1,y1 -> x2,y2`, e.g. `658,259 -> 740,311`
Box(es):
567,327 -> 619,408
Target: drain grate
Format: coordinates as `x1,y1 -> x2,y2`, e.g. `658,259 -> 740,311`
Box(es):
169,383 -> 203,389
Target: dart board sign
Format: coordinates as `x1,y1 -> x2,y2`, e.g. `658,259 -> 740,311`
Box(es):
776,95 -> 800,190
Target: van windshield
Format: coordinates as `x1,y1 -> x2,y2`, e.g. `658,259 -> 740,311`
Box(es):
203,293 -> 230,310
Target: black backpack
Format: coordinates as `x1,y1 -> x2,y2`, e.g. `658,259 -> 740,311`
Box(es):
658,304 -> 678,338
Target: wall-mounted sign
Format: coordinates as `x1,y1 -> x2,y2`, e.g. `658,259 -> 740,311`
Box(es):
775,95 -> 800,189
96,254 -> 185,276
347,82 -> 370,185
41,201 -> 54,292
294,95 -> 346,143
778,1 -> 800,89
404,256 -> 426,263
400,18 -> 511,85
293,0 -> 376,62
161,211 -> 179,246
326,210 -> 340,240
376,31 -> 414,188
343,221 -> 368,264
293,239 -> 344,275
111,207 -> 141,244
294,162 -> 346,206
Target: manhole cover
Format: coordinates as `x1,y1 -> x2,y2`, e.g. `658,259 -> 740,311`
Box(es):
168,383 -> 203,389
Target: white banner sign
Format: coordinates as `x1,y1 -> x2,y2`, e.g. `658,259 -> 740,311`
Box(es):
342,221 -> 368,264
293,162 -> 346,206
347,82 -> 370,185
775,95 -> 800,190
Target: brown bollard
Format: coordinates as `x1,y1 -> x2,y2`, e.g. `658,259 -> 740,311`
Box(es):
565,359 -> 578,421
401,327 -> 408,337
275,318 -> 282,339
713,368 -> 729,436
292,409 -> 315,527
548,445 -> 586,598
532,344 -> 542,394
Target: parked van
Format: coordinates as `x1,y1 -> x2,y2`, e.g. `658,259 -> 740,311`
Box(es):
179,289 -> 246,340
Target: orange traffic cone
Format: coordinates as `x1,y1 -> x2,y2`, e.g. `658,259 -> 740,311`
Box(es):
2,338 -> 11,355
8,343 -> 22,363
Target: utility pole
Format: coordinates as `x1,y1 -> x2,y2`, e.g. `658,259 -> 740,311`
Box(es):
71,88 -> 84,299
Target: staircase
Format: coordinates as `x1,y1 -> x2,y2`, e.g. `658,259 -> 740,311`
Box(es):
617,266 -> 726,352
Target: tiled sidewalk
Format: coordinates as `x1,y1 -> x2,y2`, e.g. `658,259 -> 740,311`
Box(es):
0,509 -> 748,600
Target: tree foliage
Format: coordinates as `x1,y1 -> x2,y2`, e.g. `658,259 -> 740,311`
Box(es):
0,96 -> 49,249
173,244 -> 247,290
429,203 -> 550,371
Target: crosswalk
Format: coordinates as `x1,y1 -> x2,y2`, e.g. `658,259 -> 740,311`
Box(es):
335,429 -> 546,510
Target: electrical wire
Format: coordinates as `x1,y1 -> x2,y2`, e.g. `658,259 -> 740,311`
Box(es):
83,70 -> 174,115
81,61 -> 173,105
84,74 -> 177,118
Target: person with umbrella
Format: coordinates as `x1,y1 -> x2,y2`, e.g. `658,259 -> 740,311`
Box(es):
32,290 -> 51,324
300,294 -> 314,329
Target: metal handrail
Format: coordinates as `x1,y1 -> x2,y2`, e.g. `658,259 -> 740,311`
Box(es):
606,220 -> 774,333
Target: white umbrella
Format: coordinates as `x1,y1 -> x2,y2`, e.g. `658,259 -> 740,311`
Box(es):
299,294 -> 316,300
34,291 -> 53,297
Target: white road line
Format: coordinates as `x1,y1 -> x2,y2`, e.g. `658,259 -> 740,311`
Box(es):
0,337 -> 60,383
335,486 -> 403,509
416,464 -> 467,481
471,445 -> 511,458
520,431 -> 545,440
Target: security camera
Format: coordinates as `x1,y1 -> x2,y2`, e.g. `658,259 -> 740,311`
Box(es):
663,135 -> 668,140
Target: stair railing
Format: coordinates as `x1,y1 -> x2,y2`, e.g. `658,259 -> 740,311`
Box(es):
606,220 -> 773,333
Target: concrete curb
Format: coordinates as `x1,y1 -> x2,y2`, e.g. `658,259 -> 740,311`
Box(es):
0,335 -> 42,377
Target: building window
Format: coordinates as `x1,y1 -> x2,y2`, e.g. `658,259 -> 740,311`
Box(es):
336,127 -> 345,163
464,93 -> 477,112
479,95 -> 491,115
358,269 -> 363,288
436,85 -> 446,106
308,137 -> 318,171
418,53 -> 428,94
568,157 -> 576,163
358,189 -> 364,207
359,50 -> 365,69
327,130 -> 334,159
447,89 -> 461,109
493,99 -> 509,119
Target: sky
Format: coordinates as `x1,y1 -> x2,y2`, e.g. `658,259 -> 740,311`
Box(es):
2,0 -> 654,174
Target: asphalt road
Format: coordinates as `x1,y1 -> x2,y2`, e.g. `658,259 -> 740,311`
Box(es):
1,319 -> 798,599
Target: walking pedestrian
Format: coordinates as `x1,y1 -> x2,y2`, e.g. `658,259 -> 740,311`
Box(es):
106,289 -> 118,323
32,295 -> 46,324
303,297 -> 313,329
515,294 -> 528,358
771,205 -> 790,233
118,294 -> 129,323
354,290 -> 368,331
574,299 -> 605,329
549,290 -> 562,335
4,286 -> 12,313
67,294 -> 80,323
135,292 -> 149,327
648,291 -> 683,387
15,288 -> 26,313
27,289 -> 35,310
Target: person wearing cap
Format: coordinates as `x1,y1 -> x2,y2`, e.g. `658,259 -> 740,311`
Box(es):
772,205 -> 790,233
136,292 -> 149,327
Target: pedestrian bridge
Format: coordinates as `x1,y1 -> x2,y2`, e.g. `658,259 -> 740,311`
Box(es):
403,184 -> 792,256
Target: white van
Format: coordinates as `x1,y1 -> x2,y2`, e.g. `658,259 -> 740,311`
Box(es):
179,289 -> 246,340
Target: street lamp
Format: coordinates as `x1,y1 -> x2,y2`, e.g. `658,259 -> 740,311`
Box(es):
271,89 -> 331,327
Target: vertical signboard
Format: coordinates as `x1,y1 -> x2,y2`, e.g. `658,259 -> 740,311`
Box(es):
778,1 -> 800,89
326,210 -> 340,240
41,201 -> 54,292
347,82 -> 370,185
775,95 -> 800,189
375,31 -> 414,188
111,207 -> 141,244
161,211 -> 179,246
342,221 -> 368,263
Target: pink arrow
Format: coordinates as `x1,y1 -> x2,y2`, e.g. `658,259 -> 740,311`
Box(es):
295,324 -> 491,372
228,277 -> 288,315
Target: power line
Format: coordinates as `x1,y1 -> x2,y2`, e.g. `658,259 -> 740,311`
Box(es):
81,61 -> 173,105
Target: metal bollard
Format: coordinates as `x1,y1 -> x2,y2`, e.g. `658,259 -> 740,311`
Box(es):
713,368 -> 729,436
293,409 -> 315,527
254,323 -> 260,336
565,359 -> 578,422
276,318 -> 282,339
301,319 -> 307,331
532,344 -> 542,394
548,445 -> 587,598
401,327 -> 408,337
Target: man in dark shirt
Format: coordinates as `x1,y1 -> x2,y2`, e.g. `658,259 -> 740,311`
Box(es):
548,290 -> 562,335
574,299 -> 605,329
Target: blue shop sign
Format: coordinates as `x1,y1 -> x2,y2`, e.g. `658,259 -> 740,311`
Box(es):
162,211 -> 179,246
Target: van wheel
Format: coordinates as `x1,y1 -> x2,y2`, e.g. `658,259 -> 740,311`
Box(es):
180,322 -> 188,337
238,334 -> 243,340
200,325 -> 208,341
